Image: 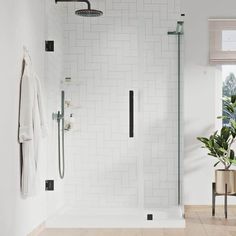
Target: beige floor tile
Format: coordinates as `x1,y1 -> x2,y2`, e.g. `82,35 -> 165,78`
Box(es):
38,229 -> 87,236
163,229 -> 186,236
120,229 -> 142,236
141,229 -> 164,236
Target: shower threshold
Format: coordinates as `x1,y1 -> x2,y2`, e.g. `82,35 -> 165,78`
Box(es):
46,206 -> 185,228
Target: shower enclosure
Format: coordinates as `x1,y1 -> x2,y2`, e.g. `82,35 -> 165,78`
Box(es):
45,0 -> 185,228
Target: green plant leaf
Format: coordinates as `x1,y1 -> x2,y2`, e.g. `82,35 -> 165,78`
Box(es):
214,161 -> 220,167
225,103 -> 234,113
230,150 -> 235,160
231,95 -> 236,103
208,153 -> 217,157
197,137 -> 209,146
217,115 -> 228,120
231,119 -> 236,130
219,147 -> 228,155
221,126 -> 230,140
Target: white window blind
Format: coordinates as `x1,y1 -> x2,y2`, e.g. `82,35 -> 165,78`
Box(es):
209,19 -> 236,64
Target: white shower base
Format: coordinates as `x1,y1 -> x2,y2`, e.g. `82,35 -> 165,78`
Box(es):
46,206 -> 185,228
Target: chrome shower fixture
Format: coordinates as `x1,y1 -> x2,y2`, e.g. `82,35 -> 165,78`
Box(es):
55,0 -> 103,17
168,21 -> 184,35
176,21 -> 184,34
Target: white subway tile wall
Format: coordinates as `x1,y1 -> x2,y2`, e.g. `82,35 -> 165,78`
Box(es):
62,0 -> 181,209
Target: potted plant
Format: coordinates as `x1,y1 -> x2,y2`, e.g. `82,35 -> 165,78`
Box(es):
197,96 -> 236,194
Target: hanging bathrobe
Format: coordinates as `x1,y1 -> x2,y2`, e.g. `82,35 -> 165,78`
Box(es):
19,52 -> 47,197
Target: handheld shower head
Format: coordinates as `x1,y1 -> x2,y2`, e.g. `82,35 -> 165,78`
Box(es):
55,0 -> 103,17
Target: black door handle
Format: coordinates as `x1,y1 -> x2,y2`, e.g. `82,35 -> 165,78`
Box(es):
129,90 -> 134,138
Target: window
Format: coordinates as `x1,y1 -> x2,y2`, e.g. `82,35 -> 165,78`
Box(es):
221,26 -> 236,125
209,19 -> 236,125
222,30 -> 236,51
222,65 -> 236,125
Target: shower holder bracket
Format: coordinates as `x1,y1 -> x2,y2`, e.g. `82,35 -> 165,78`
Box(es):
52,112 -> 63,121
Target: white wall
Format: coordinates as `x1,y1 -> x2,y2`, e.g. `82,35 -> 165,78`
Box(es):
61,0 -> 182,209
0,0 -> 47,235
183,0 -> 236,205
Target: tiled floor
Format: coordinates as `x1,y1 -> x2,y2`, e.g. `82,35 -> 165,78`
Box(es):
39,206 -> 236,236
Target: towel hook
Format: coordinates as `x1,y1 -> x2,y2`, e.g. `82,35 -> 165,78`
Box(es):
23,46 -> 32,63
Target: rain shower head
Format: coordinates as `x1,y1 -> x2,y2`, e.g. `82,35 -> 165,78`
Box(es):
55,0 -> 103,17
75,9 -> 103,17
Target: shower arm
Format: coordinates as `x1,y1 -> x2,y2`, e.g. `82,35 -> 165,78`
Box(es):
55,0 -> 91,10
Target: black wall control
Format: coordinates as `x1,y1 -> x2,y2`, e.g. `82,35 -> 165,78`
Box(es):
147,214 -> 153,221
45,180 -> 54,191
45,41 -> 54,52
